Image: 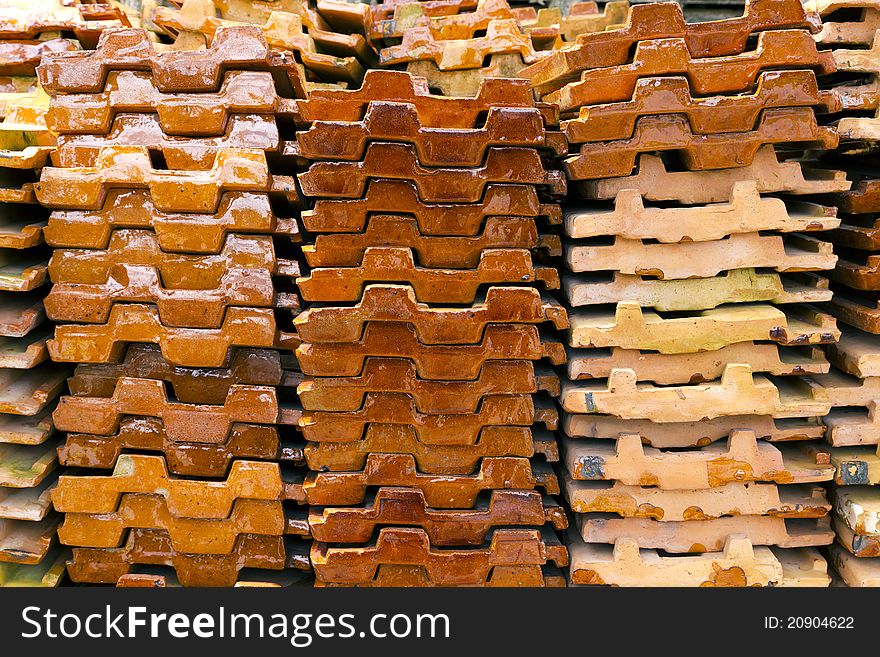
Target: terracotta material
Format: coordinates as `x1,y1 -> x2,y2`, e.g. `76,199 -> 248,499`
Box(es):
827,288 -> 880,333
298,248 -> 558,303
53,378 -> 286,442
523,0 -> 821,94
303,454 -> 558,507
550,30 -> 833,113
566,233 -> 835,280
296,70 -> 557,128
563,414 -> 825,449
67,530 -> 302,586
36,146 -> 280,212
563,71 -> 835,142
0,328 -> 53,369
823,444 -> 880,485
0,548 -> 67,586
368,0 -> 478,26
0,440 -> 58,488
297,143 -> 565,202
827,543 -> 880,586
583,146 -> 851,204
58,495 -> 286,552
46,70 -> 286,135
809,0 -> 880,45
59,419 -> 298,477
0,474 -> 55,521
300,392 -> 556,444
0,38 -> 80,77
563,476 -> 830,520
0,516 -> 59,564
833,486 -> 879,535
405,53 -> 536,97
37,26 -> 307,94
296,322 -> 564,379
54,113 -> 280,170
304,425 -> 554,474
304,215 -> 558,269
577,515 -> 833,552
0,291 -> 43,338
295,285 -> 567,344
833,516 -> 879,558
0,212 -> 46,250
44,191 -> 296,253
53,454 -> 282,517
0,363 -> 66,415
0,0 -> 127,47
570,535 -> 802,587
823,403 -> 880,447
303,180 -> 560,236
569,302 -> 839,352
0,254 -> 47,293
565,269 -> 831,312
379,18 -> 546,69
514,2 -> 630,44
47,304 -> 277,366
566,108 -> 836,180
68,344 -> 282,404
368,0 -> 517,42
310,488 -> 565,545
827,328 -> 880,378
0,407 -> 54,446
567,343 -> 828,385
563,365 -> 830,422
299,359 -> 558,413
563,432 -> 834,487
312,527 -> 566,586
296,103 -> 562,165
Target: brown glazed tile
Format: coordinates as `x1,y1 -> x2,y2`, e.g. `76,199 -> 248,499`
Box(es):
300,392 -> 557,444
837,177 -> 880,214
565,107 -> 837,180
309,488 -> 565,545
37,26 -> 308,95
46,70 -> 289,135
562,414 -> 825,449
43,190 -> 297,253
297,70 -> 558,128
547,30 -> 834,113
298,143 -> 565,202
312,527 -> 567,586
303,454 -> 558,507
298,248 -> 558,303
67,343 -> 282,404
403,52 -> 536,97
58,495 -> 287,552
514,1 -> 631,44
47,304 -> 277,367
304,425 -> 554,474
379,18 -> 546,69
0,1 -> 126,48
52,378 -> 287,442
369,0 -> 517,42
582,146 -> 851,204
567,342 -> 828,385
296,322 -> 564,379
298,359 -> 558,413
58,419 -> 300,477
827,288 -> 880,333
52,454 -> 283,515
294,285 -> 567,344
562,70 -> 836,142
831,253 -> 880,290
303,180 -> 560,236
562,432 -> 835,487
304,215 -> 557,269
36,146 -> 285,213
295,102 -> 561,165
0,38 -> 80,77
523,0 -> 820,94
67,530 -> 305,586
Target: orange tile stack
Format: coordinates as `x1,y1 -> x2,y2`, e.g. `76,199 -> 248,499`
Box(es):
32,25 -> 312,586
293,69 -> 569,586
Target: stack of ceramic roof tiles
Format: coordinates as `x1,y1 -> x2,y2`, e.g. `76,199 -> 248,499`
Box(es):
31,25 -> 313,586
142,0 -> 371,87
523,0 -> 850,586
0,0 -> 130,589
370,0 -> 625,96
806,0 -> 880,588
293,69 -> 569,586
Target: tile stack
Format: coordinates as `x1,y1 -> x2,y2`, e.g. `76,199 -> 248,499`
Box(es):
369,0 -> 618,96
521,0 -> 850,586
144,0 -> 371,87
32,25 -> 312,586
0,0 -> 127,588
293,69 -> 569,586
807,0 -> 880,588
